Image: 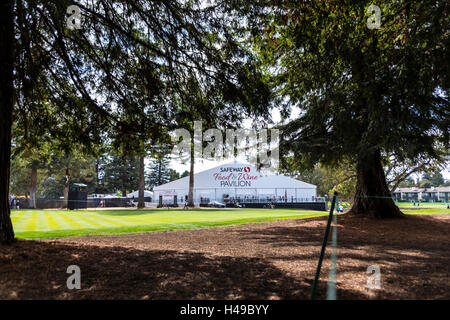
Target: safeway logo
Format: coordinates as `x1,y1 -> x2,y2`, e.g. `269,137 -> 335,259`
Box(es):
244,167 -> 250,173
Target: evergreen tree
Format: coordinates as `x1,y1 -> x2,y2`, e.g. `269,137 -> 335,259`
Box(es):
1,0 -> 270,242
147,147 -> 171,190
180,170 -> 190,178
102,155 -> 140,197
45,155 -> 98,206
168,169 -> 180,182
398,177 -> 416,189
421,171 -> 445,187
246,0 -> 449,218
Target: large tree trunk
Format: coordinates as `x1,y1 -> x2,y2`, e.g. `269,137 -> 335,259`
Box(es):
95,159 -> 100,193
29,160 -> 38,209
121,184 -> 127,198
157,158 -> 162,185
63,168 -> 70,209
0,0 -> 16,244
349,149 -> 404,218
187,142 -> 195,207
137,156 -> 145,209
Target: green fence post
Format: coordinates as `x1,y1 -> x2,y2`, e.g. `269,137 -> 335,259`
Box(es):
310,191 -> 337,300
327,203 -> 338,300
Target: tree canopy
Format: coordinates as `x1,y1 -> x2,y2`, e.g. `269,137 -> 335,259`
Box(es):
1,0 -> 272,243
247,0 -> 449,217
1,0 -> 449,244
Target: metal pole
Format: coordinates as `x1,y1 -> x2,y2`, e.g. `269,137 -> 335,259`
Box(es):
310,191 -> 338,300
327,206 -> 338,300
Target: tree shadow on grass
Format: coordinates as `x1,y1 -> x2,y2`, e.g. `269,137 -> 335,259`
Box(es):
232,215 -> 450,299
0,239 -> 358,300
2,215 -> 447,300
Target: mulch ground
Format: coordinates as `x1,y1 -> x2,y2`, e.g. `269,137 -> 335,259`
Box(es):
0,214 -> 449,300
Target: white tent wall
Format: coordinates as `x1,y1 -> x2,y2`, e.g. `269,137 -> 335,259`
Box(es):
153,188 -> 317,205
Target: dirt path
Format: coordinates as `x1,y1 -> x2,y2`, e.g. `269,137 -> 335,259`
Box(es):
0,214 -> 449,299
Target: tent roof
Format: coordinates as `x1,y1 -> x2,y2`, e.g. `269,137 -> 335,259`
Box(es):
126,190 -> 153,198
154,161 -> 316,190
71,183 -> 87,187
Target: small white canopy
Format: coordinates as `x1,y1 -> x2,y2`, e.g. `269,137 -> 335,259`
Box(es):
126,190 -> 153,198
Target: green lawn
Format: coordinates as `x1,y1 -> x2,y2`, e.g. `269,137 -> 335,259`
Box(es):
10,208 -> 328,240
396,202 -> 450,215
328,201 -> 449,209
396,202 -> 450,208
401,208 -> 450,215
11,206 -> 448,240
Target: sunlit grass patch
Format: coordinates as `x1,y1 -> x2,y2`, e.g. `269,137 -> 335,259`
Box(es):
11,208 -> 327,239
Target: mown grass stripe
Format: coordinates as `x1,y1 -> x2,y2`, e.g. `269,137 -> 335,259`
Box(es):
76,211 -> 129,226
24,210 -> 39,232
35,210 -> 52,231
10,209 -> 29,220
52,211 -> 96,229
44,210 -> 82,230
42,210 -> 63,231
65,211 -> 118,228
11,210 -> 33,232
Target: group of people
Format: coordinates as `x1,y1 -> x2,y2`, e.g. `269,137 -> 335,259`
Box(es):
98,199 -> 106,208
9,196 -> 20,210
336,202 -> 345,213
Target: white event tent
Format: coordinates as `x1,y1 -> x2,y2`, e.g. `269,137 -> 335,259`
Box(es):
153,161 -> 317,205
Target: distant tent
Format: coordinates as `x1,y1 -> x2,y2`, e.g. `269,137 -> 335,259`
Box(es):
126,190 -> 153,199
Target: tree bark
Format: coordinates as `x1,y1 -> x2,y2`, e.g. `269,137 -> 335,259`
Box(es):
121,166 -> 127,197
63,168 -> 70,209
29,160 -> 38,209
0,0 -> 16,244
349,149 -> 404,218
137,156 -> 145,209
95,159 -> 100,193
157,158 -> 162,185
187,141 -> 195,207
